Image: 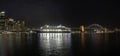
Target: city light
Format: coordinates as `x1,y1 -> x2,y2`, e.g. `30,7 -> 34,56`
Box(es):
0,11 -> 119,34
40,25 -> 71,32
1,11 -> 5,13
80,25 -> 85,32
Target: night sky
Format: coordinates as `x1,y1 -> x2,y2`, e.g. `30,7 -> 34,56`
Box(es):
0,0 -> 120,28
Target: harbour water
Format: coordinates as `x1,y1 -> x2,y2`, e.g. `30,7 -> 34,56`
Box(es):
0,32 -> 120,56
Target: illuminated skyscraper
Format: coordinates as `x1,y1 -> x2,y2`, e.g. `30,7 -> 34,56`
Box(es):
0,11 -> 6,30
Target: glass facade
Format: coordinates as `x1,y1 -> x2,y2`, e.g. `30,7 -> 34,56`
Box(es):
0,11 -> 6,30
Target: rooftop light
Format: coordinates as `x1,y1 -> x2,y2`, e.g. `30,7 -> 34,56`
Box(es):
1,11 -> 5,13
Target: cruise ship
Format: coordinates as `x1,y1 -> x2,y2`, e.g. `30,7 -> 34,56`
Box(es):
39,25 -> 71,33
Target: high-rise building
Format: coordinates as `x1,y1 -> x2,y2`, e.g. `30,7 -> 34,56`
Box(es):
0,11 -> 27,31
0,11 -> 6,30
7,18 -> 15,31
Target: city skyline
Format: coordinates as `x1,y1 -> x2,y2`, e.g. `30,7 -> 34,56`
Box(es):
0,0 -> 120,28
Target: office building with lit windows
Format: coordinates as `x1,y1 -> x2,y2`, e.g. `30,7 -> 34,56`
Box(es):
0,11 -> 26,32
0,11 -> 6,30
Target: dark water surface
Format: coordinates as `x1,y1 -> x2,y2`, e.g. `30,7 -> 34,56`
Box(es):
0,32 -> 120,56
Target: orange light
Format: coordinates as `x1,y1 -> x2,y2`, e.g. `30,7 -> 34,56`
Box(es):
80,25 -> 85,32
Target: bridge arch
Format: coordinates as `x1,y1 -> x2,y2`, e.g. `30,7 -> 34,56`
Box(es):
86,24 -> 105,33
86,24 -> 104,30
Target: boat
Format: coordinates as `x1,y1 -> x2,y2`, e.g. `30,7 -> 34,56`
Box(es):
39,25 -> 71,33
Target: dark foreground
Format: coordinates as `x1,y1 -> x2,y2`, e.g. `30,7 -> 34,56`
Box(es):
0,32 -> 120,56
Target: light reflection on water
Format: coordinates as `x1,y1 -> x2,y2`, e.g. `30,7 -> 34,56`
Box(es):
0,32 -> 120,56
39,33 -> 72,56
0,33 -> 28,56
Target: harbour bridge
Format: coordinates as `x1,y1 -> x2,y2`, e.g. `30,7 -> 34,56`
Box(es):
85,24 -> 105,33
